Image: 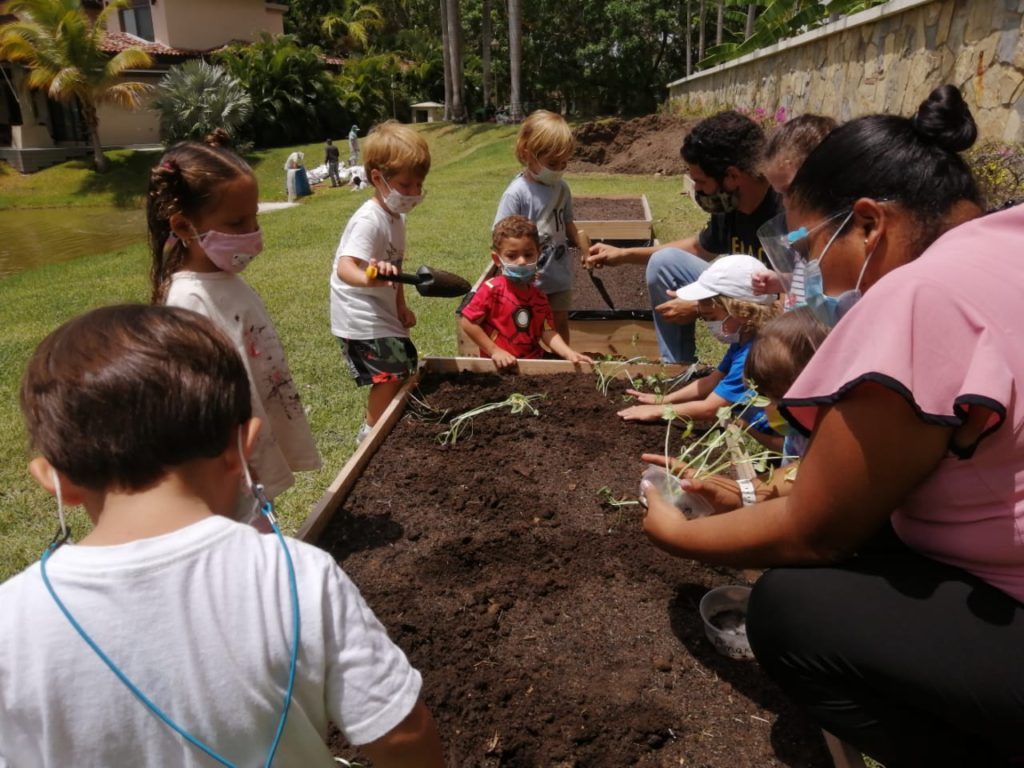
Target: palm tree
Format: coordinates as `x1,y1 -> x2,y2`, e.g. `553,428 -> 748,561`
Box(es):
151,60 -> 251,145
445,0 -> 466,122
321,0 -> 384,52
0,0 -> 153,172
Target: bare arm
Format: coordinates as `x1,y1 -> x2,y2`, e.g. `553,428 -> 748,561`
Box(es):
641,382 -> 952,566
584,234 -> 709,268
360,698 -> 444,768
629,369 -> 722,404
336,255 -> 400,287
619,389 -> 731,423
459,315 -> 516,368
541,329 -> 592,364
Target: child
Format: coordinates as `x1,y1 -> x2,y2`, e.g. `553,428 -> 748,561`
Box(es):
330,120 -> 429,443
1,304 -> 444,766
149,140 -> 321,520
460,215 -> 593,368
744,306 -> 829,461
618,255 -> 781,446
494,109 -> 580,342
751,114 -> 837,305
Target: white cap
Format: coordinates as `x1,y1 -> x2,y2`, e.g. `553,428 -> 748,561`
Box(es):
675,254 -> 775,304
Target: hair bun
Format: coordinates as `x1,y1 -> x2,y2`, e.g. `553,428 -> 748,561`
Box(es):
912,84 -> 977,153
205,127 -> 232,149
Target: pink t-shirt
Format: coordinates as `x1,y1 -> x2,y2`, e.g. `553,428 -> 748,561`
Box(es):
782,204 -> 1024,602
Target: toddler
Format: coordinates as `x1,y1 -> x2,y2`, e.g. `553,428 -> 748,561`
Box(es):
494,109 -> 581,341
330,120 -> 430,443
0,304 -> 443,766
619,254 -> 781,449
460,215 -> 592,368
148,138 -> 320,519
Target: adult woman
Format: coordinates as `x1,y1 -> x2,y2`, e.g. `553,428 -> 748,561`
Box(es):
641,84 -> 1024,766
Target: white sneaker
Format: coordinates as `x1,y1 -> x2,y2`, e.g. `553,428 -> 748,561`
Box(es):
356,421 -> 373,444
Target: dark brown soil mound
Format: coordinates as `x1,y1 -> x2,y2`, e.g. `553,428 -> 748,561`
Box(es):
574,196 -> 647,221
320,371 -> 831,767
571,114 -> 696,176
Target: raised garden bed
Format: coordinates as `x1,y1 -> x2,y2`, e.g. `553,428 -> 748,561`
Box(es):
574,194 -> 653,240
307,359 -> 831,767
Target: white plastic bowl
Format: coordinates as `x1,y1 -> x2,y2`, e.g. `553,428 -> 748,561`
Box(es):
698,585 -> 754,660
639,465 -> 715,519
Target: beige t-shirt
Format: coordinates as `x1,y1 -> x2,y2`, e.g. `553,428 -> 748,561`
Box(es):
167,271 -> 321,498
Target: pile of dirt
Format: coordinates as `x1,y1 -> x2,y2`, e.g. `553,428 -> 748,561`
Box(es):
570,114 -> 696,176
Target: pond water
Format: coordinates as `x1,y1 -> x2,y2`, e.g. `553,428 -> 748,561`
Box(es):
0,207 -> 146,280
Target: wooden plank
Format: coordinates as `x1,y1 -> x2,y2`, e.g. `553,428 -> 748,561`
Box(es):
575,194 -> 653,241
298,357 -> 688,542
297,372 -> 421,543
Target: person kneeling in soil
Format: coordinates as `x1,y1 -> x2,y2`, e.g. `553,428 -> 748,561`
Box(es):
0,304 -> 444,768
619,254 -> 781,448
460,215 -> 593,369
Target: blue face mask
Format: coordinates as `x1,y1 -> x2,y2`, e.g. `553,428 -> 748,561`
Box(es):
501,262 -> 538,283
799,210 -> 862,327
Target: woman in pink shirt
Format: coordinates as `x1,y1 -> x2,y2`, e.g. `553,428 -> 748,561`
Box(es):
640,85 -> 1024,766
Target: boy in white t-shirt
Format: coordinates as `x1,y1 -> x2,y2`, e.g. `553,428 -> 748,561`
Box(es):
330,121 -> 430,443
0,304 -> 444,768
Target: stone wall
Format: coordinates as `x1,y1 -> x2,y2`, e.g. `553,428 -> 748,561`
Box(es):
667,0 -> 1024,143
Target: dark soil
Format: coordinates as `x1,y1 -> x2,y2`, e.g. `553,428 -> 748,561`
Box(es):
568,243 -> 650,312
574,196 -> 647,221
570,114 -> 697,176
318,372 -> 831,767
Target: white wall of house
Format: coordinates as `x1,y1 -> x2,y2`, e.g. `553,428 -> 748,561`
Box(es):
95,71 -> 164,146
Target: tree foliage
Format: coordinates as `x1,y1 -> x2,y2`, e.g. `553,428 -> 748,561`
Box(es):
215,33 -> 349,147
0,0 -> 152,171
151,60 -> 251,146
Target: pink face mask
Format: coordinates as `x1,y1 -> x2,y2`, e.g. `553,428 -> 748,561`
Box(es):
192,226 -> 263,273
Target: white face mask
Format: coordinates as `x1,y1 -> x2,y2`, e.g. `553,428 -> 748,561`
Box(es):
534,164 -> 564,186
705,318 -> 740,344
380,176 -> 424,215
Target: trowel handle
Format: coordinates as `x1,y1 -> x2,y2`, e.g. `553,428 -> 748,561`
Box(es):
365,264 -> 422,285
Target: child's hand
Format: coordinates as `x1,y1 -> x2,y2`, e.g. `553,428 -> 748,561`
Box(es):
625,388 -> 661,405
367,258 -> 399,286
751,270 -> 784,295
566,351 -> 593,364
399,304 -> 417,328
617,403 -> 670,422
491,348 -> 517,369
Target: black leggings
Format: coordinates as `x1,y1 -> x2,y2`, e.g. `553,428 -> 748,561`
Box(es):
747,526 -> 1024,767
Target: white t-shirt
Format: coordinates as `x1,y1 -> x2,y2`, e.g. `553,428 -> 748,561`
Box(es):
330,199 -> 408,339
494,172 -> 575,294
0,516 -> 422,766
167,272 -> 321,498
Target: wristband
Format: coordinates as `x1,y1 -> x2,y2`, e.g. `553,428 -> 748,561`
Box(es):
737,478 -> 757,507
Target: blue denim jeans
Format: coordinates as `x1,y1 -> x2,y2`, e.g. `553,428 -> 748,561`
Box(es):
645,247 -> 708,362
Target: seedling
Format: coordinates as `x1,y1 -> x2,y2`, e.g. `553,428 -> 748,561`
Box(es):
596,486 -> 640,508
593,356 -> 646,397
438,393 -> 545,446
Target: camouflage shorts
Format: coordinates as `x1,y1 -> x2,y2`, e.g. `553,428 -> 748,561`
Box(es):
337,336 -> 418,387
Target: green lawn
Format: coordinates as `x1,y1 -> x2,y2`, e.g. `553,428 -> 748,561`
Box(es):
0,123 -> 706,581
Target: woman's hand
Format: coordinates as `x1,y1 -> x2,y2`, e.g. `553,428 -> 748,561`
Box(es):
618,404 -> 670,422
641,453 -> 745,514
640,481 -> 689,553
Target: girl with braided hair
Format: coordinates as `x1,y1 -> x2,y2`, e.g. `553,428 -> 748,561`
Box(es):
147,133 -> 320,521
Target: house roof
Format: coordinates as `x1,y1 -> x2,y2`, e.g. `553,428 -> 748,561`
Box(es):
411,101 -> 444,109
100,32 -> 200,59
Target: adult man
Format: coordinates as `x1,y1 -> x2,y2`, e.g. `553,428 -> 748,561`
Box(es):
324,138 -> 341,187
585,111 -> 780,363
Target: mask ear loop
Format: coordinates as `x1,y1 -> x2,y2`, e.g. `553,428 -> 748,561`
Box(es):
47,468 -> 71,551
237,428 -> 275,527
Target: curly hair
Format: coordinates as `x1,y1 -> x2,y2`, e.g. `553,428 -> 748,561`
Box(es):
715,295 -> 781,335
680,111 -> 766,179
492,215 -> 540,251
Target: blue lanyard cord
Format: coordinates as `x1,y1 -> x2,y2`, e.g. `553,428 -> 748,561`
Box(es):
39,505 -> 301,768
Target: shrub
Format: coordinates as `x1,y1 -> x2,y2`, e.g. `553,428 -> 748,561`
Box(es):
151,60 -> 251,146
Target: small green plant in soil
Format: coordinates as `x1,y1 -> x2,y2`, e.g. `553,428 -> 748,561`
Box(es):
437,392 -> 545,446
